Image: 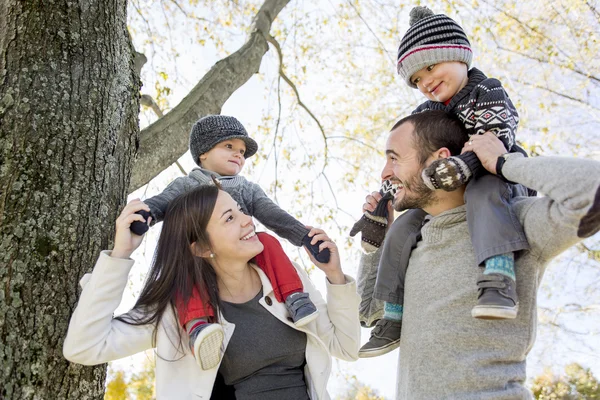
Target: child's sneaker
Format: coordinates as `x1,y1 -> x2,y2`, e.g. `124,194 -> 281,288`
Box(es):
358,319 -> 402,358
284,291 -> 319,327
472,273 -> 519,319
190,323 -> 224,370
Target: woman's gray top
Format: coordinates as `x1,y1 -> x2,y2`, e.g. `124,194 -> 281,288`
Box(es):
218,289 -> 310,400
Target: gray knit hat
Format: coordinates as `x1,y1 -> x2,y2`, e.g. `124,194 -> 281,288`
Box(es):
189,115 -> 258,166
397,6 -> 472,88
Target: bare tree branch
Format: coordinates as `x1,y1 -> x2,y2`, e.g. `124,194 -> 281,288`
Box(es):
129,0 -> 292,191
514,79 -> 600,112
586,1 -> 600,24
265,33 -> 329,172
496,45 -> 600,85
134,51 -> 147,77
140,94 -> 164,117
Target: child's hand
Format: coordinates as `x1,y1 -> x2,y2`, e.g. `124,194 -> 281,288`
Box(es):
304,227 -> 346,285
362,190 -> 394,228
112,199 -> 151,259
362,191 -> 382,213
462,132 -> 508,174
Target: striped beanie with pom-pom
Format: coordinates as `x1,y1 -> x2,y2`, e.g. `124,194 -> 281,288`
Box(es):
397,6 -> 473,88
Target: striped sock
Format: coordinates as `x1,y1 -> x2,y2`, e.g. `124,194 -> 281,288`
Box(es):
484,253 -> 516,281
383,302 -> 403,322
187,318 -> 209,354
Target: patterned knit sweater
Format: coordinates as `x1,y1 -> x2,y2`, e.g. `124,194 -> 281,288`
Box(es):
144,168 -> 309,246
413,68 -> 520,173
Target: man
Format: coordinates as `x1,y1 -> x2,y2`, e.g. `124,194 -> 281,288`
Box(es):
357,110 -> 600,399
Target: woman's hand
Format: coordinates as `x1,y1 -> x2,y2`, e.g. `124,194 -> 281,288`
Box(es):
304,227 -> 346,285
111,199 -> 151,259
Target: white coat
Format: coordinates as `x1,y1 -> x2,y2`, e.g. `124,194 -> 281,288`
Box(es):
63,251 -> 360,399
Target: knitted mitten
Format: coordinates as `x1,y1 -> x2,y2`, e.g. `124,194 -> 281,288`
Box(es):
350,180 -> 398,253
421,156 -> 472,192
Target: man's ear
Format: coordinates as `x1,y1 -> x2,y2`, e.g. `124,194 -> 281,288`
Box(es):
433,147 -> 452,160
190,242 -> 212,258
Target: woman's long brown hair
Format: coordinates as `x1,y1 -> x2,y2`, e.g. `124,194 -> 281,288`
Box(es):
116,184 -> 222,355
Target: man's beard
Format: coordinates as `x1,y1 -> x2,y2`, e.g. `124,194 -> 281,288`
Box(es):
392,169 -> 437,211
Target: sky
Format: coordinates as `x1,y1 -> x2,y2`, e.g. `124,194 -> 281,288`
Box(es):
110,1 -> 600,398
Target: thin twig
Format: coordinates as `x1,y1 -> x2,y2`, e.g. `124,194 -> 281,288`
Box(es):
326,135 -> 381,153
345,0 -> 394,64
266,34 -> 329,171
514,79 -> 600,112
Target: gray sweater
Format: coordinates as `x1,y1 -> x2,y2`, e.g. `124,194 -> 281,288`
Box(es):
145,168 -> 309,246
358,155 -> 600,399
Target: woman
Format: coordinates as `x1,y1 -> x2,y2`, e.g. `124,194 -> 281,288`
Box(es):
63,185 -> 360,399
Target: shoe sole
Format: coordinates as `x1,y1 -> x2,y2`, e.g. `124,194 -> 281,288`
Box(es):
193,324 -> 224,370
358,339 -> 400,358
294,310 -> 319,327
472,305 -> 518,320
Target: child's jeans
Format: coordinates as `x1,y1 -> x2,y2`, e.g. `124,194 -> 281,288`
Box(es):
373,175 -> 530,305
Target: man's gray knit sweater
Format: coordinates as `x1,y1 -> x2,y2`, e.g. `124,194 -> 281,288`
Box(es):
144,168 -> 309,246
358,155 -> 600,399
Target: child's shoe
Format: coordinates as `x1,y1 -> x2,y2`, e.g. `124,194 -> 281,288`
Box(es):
285,291 -> 319,326
421,156 -> 472,192
358,319 -> 402,358
190,323 -> 224,370
472,273 -> 519,319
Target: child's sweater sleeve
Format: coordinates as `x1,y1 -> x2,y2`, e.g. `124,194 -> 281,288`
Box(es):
471,78 -> 519,151
144,176 -> 200,223
244,182 -> 309,247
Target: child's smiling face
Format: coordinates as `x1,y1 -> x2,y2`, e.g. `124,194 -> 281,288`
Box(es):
410,62 -> 469,103
199,138 -> 247,176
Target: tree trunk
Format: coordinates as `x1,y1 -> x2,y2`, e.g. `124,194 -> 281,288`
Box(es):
129,0 -> 291,191
0,1 -> 139,398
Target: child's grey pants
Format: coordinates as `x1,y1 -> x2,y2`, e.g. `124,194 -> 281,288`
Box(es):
373,175 -> 530,304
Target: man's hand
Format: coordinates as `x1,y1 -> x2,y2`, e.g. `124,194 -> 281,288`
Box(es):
461,132 -> 508,174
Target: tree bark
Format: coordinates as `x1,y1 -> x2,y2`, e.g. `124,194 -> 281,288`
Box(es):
129,0 -> 291,191
0,1 -> 139,398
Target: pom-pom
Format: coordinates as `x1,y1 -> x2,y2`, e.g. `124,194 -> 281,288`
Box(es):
409,6 -> 434,26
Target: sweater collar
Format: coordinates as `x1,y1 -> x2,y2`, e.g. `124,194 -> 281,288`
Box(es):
445,67 -> 487,110
421,205 -> 467,242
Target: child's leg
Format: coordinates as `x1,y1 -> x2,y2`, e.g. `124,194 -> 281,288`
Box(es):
177,288 -> 224,370
465,175 -> 529,319
372,209 -> 428,304
254,232 -> 318,326
359,209 -> 427,358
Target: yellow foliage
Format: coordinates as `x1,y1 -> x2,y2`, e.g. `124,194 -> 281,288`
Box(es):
105,369 -> 129,400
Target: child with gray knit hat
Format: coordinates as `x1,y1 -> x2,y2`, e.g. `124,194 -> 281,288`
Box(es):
130,114 -> 329,370
358,6 -> 532,358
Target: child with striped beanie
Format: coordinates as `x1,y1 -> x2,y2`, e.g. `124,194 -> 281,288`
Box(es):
358,6 -> 533,358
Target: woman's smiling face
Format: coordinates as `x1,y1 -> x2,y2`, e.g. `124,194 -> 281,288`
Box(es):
205,190 -> 264,263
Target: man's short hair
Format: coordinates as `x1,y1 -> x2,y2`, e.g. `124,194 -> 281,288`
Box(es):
392,110 -> 469,164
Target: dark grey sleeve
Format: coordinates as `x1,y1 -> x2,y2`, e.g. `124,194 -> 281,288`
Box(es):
244,182 -> 309,247
144,176 -> 199,223
357,247 -> 384,327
